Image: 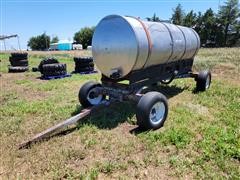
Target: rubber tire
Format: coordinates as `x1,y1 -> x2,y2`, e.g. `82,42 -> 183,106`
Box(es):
10,59 -> 28,67
32,67 -> 39,72
42,63 -> 67,76
8,66 -> 29,73
75,65 -> 94,70
160,76 -> 174,85
10,56 -> 27,61
42,70 -> 67,77
74,57 -> 93,63
11,52 -> 28,59
75,61 -> 94,68
42,63 -> 66,70
38,58 -> 59,74
79,81 -> 103,108
196,70 -> 211,92
75,66 -> 94,72
136,92 -> 168,130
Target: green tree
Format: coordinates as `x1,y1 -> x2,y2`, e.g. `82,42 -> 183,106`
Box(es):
146,13 -> 160,22
27,33 -> 50,50
193,12 -> 203,34
191,9 -> 222,47
233,20 -> 240,46
200,8 -> 218,46
171,4 -> 185,25
183,10 -> 197,27
218,0 -> 240,46
51,36 -> 59,43
74,27 -> 95,49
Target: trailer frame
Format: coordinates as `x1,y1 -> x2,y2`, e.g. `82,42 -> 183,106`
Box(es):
97,58 -> 198,102
79,58 -> 211,130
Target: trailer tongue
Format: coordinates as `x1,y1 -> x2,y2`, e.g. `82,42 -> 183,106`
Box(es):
18,108 -> 92,149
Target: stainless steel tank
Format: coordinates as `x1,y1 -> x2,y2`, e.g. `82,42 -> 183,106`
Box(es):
92,15 -> 200,79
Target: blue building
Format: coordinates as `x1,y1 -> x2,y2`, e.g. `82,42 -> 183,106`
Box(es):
50,40 -> 73,51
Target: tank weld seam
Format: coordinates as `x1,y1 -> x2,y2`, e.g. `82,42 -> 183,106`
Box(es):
124,16 -> 141,72
190,28 -> 200,57
128,22 -> 141,72
161,22 -> 174,63
146,23 -> 157,30
175,25 -> 187,60
132,17 -> 153,68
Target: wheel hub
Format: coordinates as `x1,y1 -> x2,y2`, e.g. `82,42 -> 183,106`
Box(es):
87,89 -> 103,105
149,102 -> 165,124
89,91 -> 96,99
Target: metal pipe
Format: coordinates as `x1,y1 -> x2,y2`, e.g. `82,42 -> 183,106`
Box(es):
17,36 -> 21,51
3,39 -> 6,51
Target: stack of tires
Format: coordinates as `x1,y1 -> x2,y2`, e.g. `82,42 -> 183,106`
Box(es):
8,52 -> 29,73
74,57 -> 94,73
38,58 -> 67,77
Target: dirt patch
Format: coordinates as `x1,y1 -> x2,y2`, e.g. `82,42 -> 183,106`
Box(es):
113,122 -> 138,135
168,91 -> 193,107
184,103 -> 209,116
98,164 -> 175,179
212,63 -> 239,83
0,73 -> 50,101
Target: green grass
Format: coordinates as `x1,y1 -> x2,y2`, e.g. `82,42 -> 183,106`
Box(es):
0,48 -> 239,179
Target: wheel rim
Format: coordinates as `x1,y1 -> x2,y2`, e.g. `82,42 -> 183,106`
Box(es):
162,79 -> 170,83
87,89 -> 103,105
149,102 -> 166,125
161,78 -> 172,84
205,75 -> 210,89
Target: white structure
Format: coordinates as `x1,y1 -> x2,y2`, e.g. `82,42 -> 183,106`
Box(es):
87,46 -> 92,50
49,43 -> 58,51
73,44 -> 83,50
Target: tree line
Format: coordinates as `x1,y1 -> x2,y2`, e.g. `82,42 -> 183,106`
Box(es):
27,27 -> 94,50
148,0 -> 240,47
27,0 -> 239,50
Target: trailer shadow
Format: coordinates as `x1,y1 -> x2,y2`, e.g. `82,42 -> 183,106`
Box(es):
151,84 -> 186,99
76,102 -> 136,129
74,84 -> 185,131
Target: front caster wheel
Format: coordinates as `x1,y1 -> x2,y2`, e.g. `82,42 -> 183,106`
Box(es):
196,70 -> 211,92
136,92 -> 168,130
79,81 -> 104,108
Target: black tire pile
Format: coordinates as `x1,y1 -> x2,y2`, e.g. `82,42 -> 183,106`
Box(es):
8,52 -> 29,73
74,57 -> 94,73
38,58 -> 67,77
